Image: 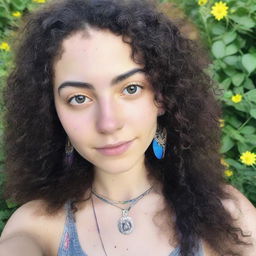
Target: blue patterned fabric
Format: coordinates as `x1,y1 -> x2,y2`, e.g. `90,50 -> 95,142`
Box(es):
57,200 -> 204,256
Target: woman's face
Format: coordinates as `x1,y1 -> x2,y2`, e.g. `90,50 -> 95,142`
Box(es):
53,28 -> 162,175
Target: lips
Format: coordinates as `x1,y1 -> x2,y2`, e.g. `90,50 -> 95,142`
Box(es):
96,140 -> 134,156
97,140 -> 132,149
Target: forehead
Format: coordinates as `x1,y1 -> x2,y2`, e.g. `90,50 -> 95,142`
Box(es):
61,28 -> 129,58
53,28 -> 141,85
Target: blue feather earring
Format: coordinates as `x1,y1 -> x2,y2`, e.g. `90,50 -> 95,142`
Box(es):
152,126 -> 167,159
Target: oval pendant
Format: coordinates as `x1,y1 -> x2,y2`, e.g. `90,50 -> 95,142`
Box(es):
118,216 -> 134,235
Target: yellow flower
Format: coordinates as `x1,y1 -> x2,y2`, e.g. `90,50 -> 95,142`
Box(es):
198,0 -> 208,6
224,170 -> 233,177
32,0 -> 46,3
240,151 -> 256,166
12,11 -> 21,17
221,158 -> 229,168
0,42 -> 10,51
211,1 -> 229,21
219,119 -> 225,128
231,94 -> 242,103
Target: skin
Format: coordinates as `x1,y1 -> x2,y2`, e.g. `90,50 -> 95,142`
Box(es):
53,27 -> 256,256
53,28 -> 164,200
0,28 -> 256,256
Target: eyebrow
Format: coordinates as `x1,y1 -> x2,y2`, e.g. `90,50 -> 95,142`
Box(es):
57,68 -> 145,94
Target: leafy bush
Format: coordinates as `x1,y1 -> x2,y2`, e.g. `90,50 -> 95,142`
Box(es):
166,0 -> 256,206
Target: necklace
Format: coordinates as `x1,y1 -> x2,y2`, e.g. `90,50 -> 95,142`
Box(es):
91,187 -> 153,235
91,189 -> 148,205
91,196 -> 108,256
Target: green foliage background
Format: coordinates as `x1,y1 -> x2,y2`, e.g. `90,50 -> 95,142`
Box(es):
0,0 -> 47,233
164,0 -> 256,204
0,0 -> 255,234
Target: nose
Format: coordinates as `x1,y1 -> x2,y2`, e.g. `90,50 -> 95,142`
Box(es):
95,99 -> 124,134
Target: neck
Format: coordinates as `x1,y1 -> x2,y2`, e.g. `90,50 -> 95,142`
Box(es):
92,158 -> 154,202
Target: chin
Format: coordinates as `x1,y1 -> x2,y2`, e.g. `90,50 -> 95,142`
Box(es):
92,155 -> 144,175
95,162 -> 135,175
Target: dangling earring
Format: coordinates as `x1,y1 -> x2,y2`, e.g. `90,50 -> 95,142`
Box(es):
64,138 -> 74,167
152,126 -> 167,159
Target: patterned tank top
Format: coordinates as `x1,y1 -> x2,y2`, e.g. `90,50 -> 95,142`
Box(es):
57,200 -> 204,256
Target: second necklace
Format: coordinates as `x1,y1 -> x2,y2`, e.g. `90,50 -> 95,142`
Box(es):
91,186 -> 153,235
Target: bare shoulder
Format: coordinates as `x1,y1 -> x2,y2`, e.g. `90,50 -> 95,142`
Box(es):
202,185 -> 256,256
0,199 -> 66,256
222,185 -> 256,221
222,185 -> 256,255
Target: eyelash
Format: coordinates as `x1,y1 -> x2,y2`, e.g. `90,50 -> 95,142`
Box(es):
67,83 -> 144,106
122,83 -> 144,95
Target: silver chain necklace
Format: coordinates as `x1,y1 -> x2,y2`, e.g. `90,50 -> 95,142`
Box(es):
91,196 -> 108,256
91,187 -> 152,235
91,189 -> 149,205
91,188 -> 152,256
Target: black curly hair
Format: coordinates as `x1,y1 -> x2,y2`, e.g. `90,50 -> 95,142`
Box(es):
2,0 -> 252,255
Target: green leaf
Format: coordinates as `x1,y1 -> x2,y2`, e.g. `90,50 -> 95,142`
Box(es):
250,109 -> 256,119
219,60 -> 227,69
220,78 -> 231,90
212,41 -> 226,59
213,73 -> 220,82
237,142 -> 250,154
6,199 -> 18,209
242,54 -> 256,74
232,16 -> 255,29
225,44 -> 238,56
212,60 -> 222,71
0,6 -> 9,18
236,37 -> 246,48
240,126 -> 256,135
0,219 -> 5,231
223,90 -> 233,99
226,158 -> 244,169
235,7 -> 249,16
223,68 -> 237,76
244,134 -> 256,142
233,86 -> 244,94
248,47 -> 256,55
233,103 -> 247,113
224,125 -> 246,142
241,169 -> 256,177
211,24 -> 226,35
243,78 -> 255,90
10,0 -> 27,10
231,131 -> 245,142
223,56 -> 239,67
226,116 -> 242,128
223,31 -> 237,45
0,210 -> 11,220
231,73 -> 245,86
245,89 -> 256,103
220,136 -> 235,153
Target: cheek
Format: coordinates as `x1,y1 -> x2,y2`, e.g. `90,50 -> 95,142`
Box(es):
55,104 -> 91,137
122,97 -> 158,142
124,96 -> 158,124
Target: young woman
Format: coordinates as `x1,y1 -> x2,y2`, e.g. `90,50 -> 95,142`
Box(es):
0,0 -> 255,255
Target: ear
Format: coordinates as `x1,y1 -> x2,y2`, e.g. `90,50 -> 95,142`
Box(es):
156,93 -> 165,116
